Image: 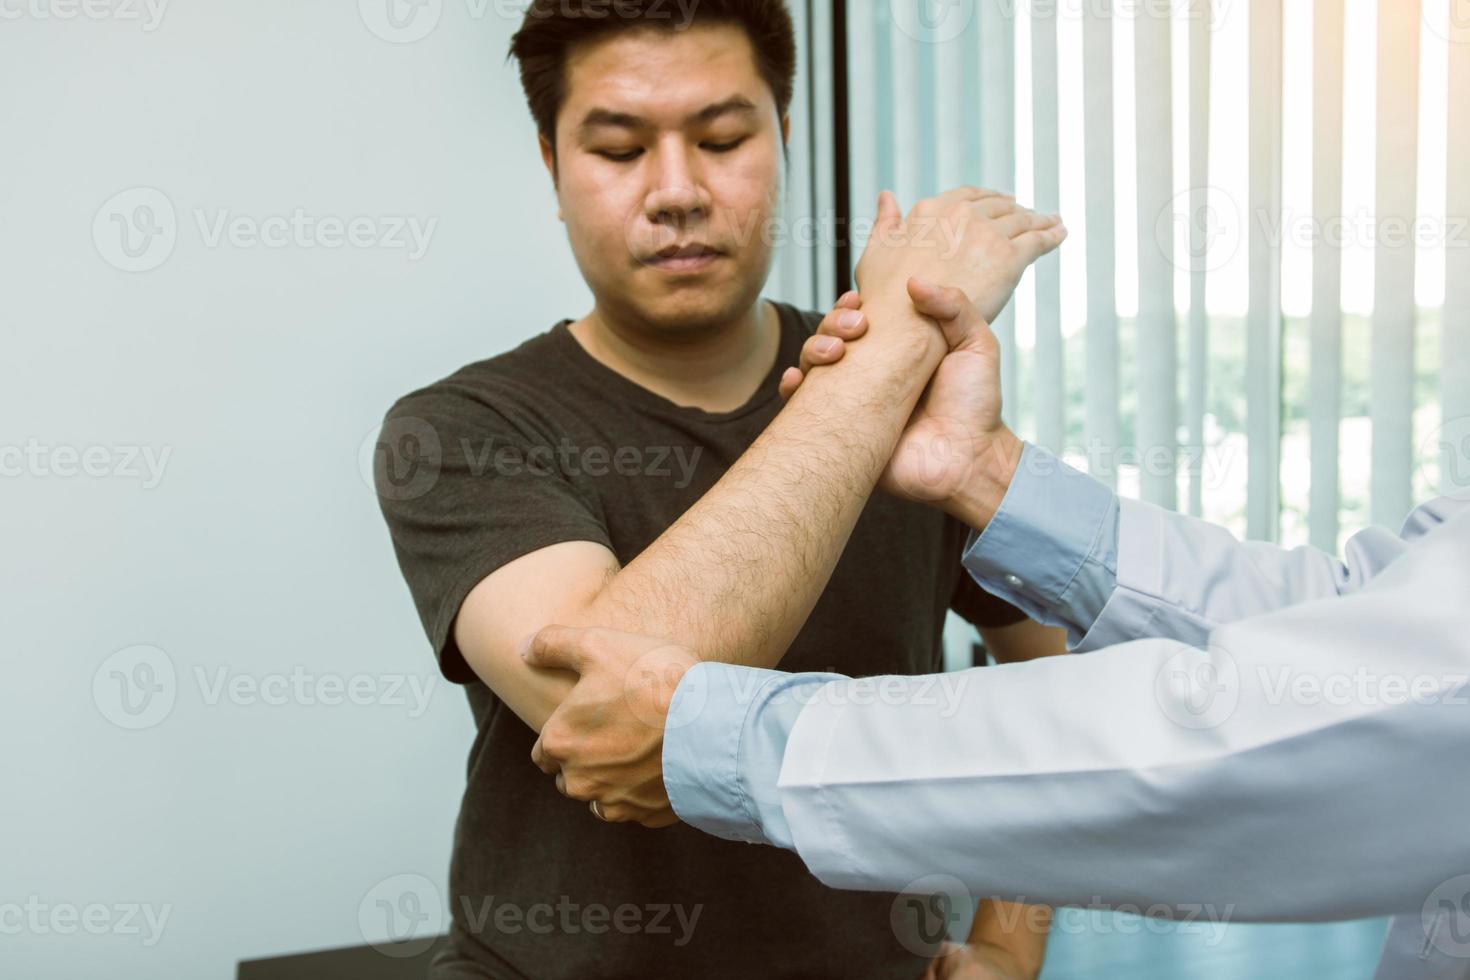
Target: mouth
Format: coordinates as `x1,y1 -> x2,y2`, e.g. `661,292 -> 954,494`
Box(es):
644,242 -> 724,274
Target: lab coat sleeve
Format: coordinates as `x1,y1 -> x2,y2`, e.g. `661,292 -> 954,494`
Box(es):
1072,496 -> 1459,652
776,503 -> 1470,922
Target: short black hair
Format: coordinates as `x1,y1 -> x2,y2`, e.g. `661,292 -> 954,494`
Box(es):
508,0 -> 796,164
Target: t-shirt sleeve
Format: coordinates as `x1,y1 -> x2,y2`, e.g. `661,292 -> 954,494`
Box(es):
946,517 -> 1029,629
373,388 -> 613,683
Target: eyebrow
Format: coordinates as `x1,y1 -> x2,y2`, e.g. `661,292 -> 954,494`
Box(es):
575,95 -> 759,135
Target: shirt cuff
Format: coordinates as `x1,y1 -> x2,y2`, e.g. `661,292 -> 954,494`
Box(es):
662,662 -> 840,848
960,442 -> 1120,645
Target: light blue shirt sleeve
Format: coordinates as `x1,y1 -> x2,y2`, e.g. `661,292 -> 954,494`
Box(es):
662,662 -> 842,848
960,442 -> 1120,647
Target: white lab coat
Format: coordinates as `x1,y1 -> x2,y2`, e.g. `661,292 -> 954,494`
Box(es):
773,496 -> 1470,977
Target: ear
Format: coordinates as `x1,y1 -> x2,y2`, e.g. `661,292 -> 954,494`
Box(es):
538,133 -> 563,221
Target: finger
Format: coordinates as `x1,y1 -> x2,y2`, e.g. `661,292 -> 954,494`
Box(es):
994,208 -> 1061,240
970,194 -> 1021,220
520,624 -> 589,673
798,334 -> 846,375
778,366 -> 804,400
816,306 -> 868,341
874,189 -> 902,234
928,185 -> 1008,210
638,809 -> 680,829
530,734 -> 560,775
906,276 -> 966,323
593,801 -> 639,823
1014,221 -> 1069,261
907,278 -> 991,351
555,771 -> 568,796
833,289 -> 862,310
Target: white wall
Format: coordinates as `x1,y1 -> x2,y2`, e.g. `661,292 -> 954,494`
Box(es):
0,3 -> 631,976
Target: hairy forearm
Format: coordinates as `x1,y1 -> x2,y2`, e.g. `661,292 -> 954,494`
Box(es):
571,302 -> 944,668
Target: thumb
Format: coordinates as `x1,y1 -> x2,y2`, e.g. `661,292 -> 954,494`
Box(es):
520,624 -> 587,673
907,278 -> 988,350
906,276 -> 964,320
874,189 -> 902,235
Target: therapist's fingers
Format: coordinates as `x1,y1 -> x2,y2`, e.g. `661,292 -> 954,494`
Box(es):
530,733 -> 560,775
780,292 -> 867,399
780,336 -> 846,400
637,808 -> 680,829
520,623 -> 595,673
906,278 -> 997,354
799,334 -> 847,373
778,367 -> 805,401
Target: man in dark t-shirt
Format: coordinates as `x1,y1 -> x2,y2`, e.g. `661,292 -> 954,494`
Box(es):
373,3 -> 1069,977
378,301 -> 1041,978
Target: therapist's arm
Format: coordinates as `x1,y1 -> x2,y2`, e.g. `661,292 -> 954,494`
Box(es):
762,507 -> 1470,922
530,500 -> 1470,922
785,297 -> 1445,651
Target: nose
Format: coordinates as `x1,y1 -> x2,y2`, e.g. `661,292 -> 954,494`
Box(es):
642,137 -> 711,229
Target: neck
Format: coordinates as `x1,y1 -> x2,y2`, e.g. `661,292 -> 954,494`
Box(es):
570,299 -> 779,413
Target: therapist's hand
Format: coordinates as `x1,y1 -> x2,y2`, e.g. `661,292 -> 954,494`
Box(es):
524,625 -> 697,828
920,941 -> 1035,980
780,281 -> 1024,527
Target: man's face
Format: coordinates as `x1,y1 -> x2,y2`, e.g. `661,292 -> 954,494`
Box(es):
545,23 -> 787,337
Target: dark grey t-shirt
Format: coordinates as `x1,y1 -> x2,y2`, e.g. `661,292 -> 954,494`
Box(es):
374,300 -> 1025,979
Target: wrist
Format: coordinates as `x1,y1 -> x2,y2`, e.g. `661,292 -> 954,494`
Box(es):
940,427 -> 1023,530
846,296 -> 946,377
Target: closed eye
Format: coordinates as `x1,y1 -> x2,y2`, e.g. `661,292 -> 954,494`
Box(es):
596,148 -> 643,162
703,138 -> 748,153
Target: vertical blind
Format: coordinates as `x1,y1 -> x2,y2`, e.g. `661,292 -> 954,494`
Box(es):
809,0 -> 1470,551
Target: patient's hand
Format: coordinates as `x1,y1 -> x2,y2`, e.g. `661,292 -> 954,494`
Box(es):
855,187 -> 1066,328
524,625 -> 697,828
